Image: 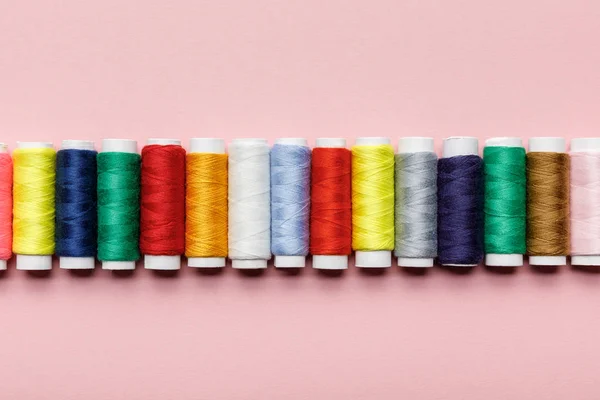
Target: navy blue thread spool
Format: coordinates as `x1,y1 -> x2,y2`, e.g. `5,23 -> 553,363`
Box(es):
437,137 -> 484,266
56,140 -> 98,269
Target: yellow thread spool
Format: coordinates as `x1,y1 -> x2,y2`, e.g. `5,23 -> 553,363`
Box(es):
352,137 -> 395,267
13,142 -> 56,270
186,138 -> 228,267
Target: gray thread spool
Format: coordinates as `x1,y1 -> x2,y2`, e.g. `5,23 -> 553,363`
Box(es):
395,137 -> 437,267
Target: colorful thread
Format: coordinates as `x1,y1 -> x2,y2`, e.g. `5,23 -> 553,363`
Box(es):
13,147 -> 56,255
0,149 -> 12,261
571,151 -> 600,256
97,152 -> 141,262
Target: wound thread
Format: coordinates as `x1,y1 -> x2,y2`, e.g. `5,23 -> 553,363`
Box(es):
310,147 -> 352,255
270,143 -> 311,258
437,155 -> 484,265
351,144 -> 395,251
186,153 -> 228,258
483,146 -> 527,255
140,144 -> 186,256
56,149 -> 98,257
394,152 -> 438,259
526,152 -> 570,256
0,149 -> 12,261
13,147 -> 56,255
97,152 -> 141,262
571,151 -> 600,256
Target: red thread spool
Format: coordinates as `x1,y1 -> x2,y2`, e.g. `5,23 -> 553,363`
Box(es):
140,141 -> 186,270
310,139 -> 352,270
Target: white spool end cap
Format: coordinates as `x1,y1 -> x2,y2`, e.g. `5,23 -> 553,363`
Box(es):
355,137 -> 391,146
102,261 -> 136,270
275,255 -> 305,268
102,139 -> 137,153
397,137 -> 435,153
485,137 -> 523,148
144,255 -> 180,270
0,259 -> 6,270
60,257 -> 95,269
529,256 -> 567,266
0,143 -> 8,153
232,259 -> 268,269
315,138 -> 346,148
443,137 -> 478,157
571,256 -> 600,266
485,254 -> 523,267
61,140 -> 95,150
571,138 -> 600,152
528,137 -> 566,153
397,257 -> 434,267
17,142 -> 53,149
312,255 -> 348,270
16,255 -> 52,270
275,138 -> 308,147
190,138 -> 226,154
147,138 -> 181,146
188,257 -> 226,268
355,250 -> 392,268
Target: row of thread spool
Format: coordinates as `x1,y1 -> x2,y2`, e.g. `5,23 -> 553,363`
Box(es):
0,135 -> 592,272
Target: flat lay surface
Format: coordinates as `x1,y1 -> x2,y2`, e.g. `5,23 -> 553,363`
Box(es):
1,0 -> 600,399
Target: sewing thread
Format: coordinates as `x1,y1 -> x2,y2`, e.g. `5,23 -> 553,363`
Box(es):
0,150 -> 12,261
571,151 -> 600,256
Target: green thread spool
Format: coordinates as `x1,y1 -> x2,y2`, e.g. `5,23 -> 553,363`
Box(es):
98,139 -> 141,269
483,138 -> 526,266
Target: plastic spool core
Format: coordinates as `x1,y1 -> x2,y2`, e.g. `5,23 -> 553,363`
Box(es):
0,143 -> 7,270
441,136 -> 479,267
231,138 -> 269,270
570,138 -> 600,266
527,137 -> 567,266
15,142 -> 54,271
141,138 -> 182,270
396,137 -> 436,267
312,138 -> 349,270
484,137 -> 524,267
187,138 -> 227,268
101,139 -> 138,271
59,140 -> 97,269
354,137 -> 392,268
273,138 -> 308,268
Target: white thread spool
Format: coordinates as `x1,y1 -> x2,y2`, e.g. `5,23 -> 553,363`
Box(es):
441,136 -> 480,267
143,138 -> 182,270
0,143 -> 8,271
59,140 -> 97,270
187,138 -> 227,268
354,137 -> 393,268
15,141 -> 54,271
397,137 -> 436,268
229,138 -> 271,269
484,137 -> 524,267
101,139 -> 138,271
312,138 -> 349,270
273,138 -> 309,268
570,138 -> 600,266
528,137 -> 567,266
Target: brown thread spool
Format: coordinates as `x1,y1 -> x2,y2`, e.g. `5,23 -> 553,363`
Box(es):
526,138 -> 570,266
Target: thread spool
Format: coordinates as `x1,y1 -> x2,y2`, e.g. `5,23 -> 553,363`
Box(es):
186,138 -> 228,268
98,139 -> 140,270
395,137 -> 437,267
0,143 -> 11,270
483,137 -> 526,267
14,142 -> 56,270
352,137 -> 395,268
229,138 -> 271,269
271,138 -> 311,268
438,137 -> 484,267
57,140 -> 97,270
141,138 -> 185,270
311,138 -> 351,270
527,137 -> 569,266
570,138 -> 600,266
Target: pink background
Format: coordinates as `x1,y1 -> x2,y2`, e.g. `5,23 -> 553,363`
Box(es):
1,0 -> 600,399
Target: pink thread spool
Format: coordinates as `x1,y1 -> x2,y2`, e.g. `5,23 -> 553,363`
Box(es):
0,143 -> 12,270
